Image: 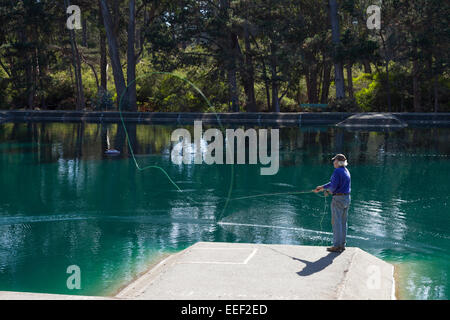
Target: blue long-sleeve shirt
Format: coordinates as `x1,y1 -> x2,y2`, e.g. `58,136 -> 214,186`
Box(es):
323,167 -> 351,194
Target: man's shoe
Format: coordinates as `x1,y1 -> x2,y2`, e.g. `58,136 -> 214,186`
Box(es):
338,247 -> 346,252
327,246 -> 341,252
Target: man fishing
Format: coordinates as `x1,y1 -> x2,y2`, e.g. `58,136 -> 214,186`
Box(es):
314,154 -> 351,253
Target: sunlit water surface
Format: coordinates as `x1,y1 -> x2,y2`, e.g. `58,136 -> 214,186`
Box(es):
0,122 -> 449,299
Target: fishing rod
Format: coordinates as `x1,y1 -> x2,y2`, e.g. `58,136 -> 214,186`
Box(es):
226,189 -> 332,202
183,188 -> 330,207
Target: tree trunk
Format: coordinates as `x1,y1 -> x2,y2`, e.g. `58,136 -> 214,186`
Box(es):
20,28 -> 34,109
220,0 -> 239,112
32,50 -> 38,109
242,22 -> 256,112
380,31 -> 392,112
84,59 -> 100,89
329,0 -> 345,99
82,18 -> 88,47
112,0 -> 120,38
25,55 -> 34,109
136,26 -> 141,52
306,65 -> 319,104
100,28 -> 107,89
127,0 -> 137,111
432,55 -> 439,112
413,59 -> 421,112
363,60 -> 372,74
100,0 -> 127,110
271,82 -> 279,112
72,37 -> 85,110
228,33 -> 239,112
262,60 -> 271,111
98,0 -> 107,91
346,64 -> 353,99
65,0 -> 85,110
433,73 -> 439,112
270,45 -> 279,112
385,60 -> 392,112
318,63 -> 323,101
321,62 -> 332,103
36,47 -> 47,109
228,67 -> 239,112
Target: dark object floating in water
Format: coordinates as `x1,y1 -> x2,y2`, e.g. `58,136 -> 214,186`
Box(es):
105,149 -> 120,155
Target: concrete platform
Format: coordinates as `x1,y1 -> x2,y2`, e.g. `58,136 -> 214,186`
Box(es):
116,242 -> 395,300
0,242 -> 395,300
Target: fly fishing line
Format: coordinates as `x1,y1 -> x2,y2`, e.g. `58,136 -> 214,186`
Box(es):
118,74 -> 331,240
218,189 -> 331,245
118,72 -> 234,216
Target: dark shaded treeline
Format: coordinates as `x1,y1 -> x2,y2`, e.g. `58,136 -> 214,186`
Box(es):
0,0 -> 449,112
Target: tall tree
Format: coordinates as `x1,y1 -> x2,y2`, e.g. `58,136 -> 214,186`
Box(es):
65,0 -> 85,110
329,0 -> 345,99
100,0 -> 127,109
127,0 -> 137,111
98,0 -> 108,91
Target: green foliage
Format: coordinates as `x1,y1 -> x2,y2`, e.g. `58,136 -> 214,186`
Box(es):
354,74 -> 380,111
135,73 -> 206,112
328,97 -> 361,112
44,72 -> 75,109
0,77 -> 11,109
93,88 -> 114,111
0,0 -> 448,112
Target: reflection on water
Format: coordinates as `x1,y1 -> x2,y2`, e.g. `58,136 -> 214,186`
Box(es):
0,122 -> 449,299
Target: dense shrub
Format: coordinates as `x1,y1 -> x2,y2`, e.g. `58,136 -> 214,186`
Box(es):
93,88 -> 114,111
328,97 -> 361,112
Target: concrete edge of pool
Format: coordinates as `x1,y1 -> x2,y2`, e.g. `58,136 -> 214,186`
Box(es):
0,242 -> 396,300
2,110 -> 450,127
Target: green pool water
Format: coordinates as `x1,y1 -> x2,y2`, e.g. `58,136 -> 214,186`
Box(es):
0,122 -> 449,299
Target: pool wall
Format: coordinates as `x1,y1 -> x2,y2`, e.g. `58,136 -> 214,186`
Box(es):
1,110 -> 450,127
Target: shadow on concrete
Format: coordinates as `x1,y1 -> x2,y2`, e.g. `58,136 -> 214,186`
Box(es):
264,245 -> 340,277
293,252 -> 340,276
